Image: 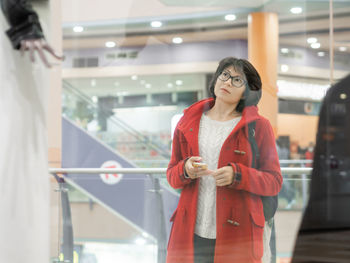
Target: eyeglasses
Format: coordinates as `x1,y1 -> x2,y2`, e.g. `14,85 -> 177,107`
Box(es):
218,71 -> 246,88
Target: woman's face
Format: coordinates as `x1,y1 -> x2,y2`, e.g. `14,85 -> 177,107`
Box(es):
214,66 -> 247,105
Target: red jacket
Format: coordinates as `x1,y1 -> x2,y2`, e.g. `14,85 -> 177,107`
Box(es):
166,98 -> 282,263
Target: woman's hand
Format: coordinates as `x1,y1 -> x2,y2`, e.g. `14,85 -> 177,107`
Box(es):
184,156 -> 212,179
20,39 -> 64,68
212,166 -> 235,186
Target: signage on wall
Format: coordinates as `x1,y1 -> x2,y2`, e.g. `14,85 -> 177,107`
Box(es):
279,99 -> 321,116
99,160 -> 124,185
105,51 -> 139,60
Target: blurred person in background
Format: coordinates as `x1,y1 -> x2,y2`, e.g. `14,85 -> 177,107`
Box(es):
166,57 -> 282,263
304,142 -> 315,168
276,138 -> 296,209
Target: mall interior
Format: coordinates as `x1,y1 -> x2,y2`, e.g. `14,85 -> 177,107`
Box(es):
1,0 -> 350,263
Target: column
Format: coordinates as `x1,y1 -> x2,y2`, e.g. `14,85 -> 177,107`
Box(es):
248,12 -> 279,135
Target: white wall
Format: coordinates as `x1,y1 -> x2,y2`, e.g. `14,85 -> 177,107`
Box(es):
108,105 -> 186,134
61,0 -> 224,23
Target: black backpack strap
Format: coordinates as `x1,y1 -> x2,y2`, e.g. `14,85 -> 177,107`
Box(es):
248,121 -> 277,262
248,121 -> 259,168
248,121 -> 278,222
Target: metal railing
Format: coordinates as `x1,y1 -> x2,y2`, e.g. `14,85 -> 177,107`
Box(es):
50,167 -> 312,263
62,81 -> 171,160
50,167 -> 312,176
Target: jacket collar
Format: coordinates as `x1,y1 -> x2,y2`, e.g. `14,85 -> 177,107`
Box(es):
178,98 -> 262,133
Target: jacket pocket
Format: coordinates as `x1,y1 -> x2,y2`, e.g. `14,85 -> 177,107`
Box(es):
250,212 -> 265,260
168,209 -> 177,249
170,209 -> 177,222
167,208 -> 187,250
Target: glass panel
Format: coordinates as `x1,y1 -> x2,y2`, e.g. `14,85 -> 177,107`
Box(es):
59,0 -> 350,262
52,174 -> 169,263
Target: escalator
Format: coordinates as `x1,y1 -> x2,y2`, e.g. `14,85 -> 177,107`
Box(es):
60,81 -> 180,262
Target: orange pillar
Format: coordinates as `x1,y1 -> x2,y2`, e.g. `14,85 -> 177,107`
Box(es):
248,12 -> 279,136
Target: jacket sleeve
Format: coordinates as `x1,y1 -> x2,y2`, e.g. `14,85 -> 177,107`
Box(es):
166,127 -> 193,189
230,118 -> 283,196
1,0 -> 44,49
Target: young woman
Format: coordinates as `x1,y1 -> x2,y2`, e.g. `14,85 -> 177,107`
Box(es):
166,57 -> 282,263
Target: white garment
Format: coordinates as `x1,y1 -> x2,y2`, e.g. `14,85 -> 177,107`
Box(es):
262,220 -> 273,263
0,15 -> 49,263
195,114 -> 241,239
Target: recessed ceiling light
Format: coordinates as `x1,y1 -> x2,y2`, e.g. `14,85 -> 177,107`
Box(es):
73,26 -> 84,33
131,75 -> 138,80
317,52 -> 325,57
135,238 -> 146,245
105,41 -> 116,48
340,93 -> 347,100
176,80 -> 183,85
311,43 -> 321,49
281,64 -> 289,72
92,96 -> 98,103
172,37 -> 183,44
91,79 -> 96,86
339,46 -> 347,52
290,7 -> 302,14
117,91 -> 128,97
167,83 -> 173,88
151,21 -> 162,28
307,37 -> 318,44
281,48 -> 289,54
225,14 -> 236,21
145,83 -> 152,89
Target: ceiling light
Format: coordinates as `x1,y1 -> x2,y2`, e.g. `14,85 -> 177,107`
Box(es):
116,91 -> 128,97
92,96 -> 98,103
317,52 -> 325,57
339,46 -> 347,52
135,238 -> 146,245
91,79 -> 96,87
281,64 -> 289,72
340,93 -> 347,100
151,21 -> 162,28
145,83 -> 151,89
172,37 -> 183,44
73,26 -> 84,33
225,14 -> 236,21
175,80 -> 183,85
307,37 -> 318,44
167,83 -> 173,88
140,80 -> 146,85
105,41 -> 116,48
281,48 -> 289,54
311,43 -> 321,49
290,7 -> 302,14
131,75 -> 138,80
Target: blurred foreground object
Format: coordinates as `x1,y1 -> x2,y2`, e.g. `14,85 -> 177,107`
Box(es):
1,0 -> 62,67
292,74 -> 350,262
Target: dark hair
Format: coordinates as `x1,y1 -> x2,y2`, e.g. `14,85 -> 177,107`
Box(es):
208,57 -> 262,112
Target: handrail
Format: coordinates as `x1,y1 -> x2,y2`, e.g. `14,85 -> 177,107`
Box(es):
50,166 -> 312,262
279,159 -> 312,164
49,167 -> 312,175
62,81 -> 171,159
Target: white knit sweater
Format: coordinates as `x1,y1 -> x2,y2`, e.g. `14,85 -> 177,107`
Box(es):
194,113 -> 241,239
